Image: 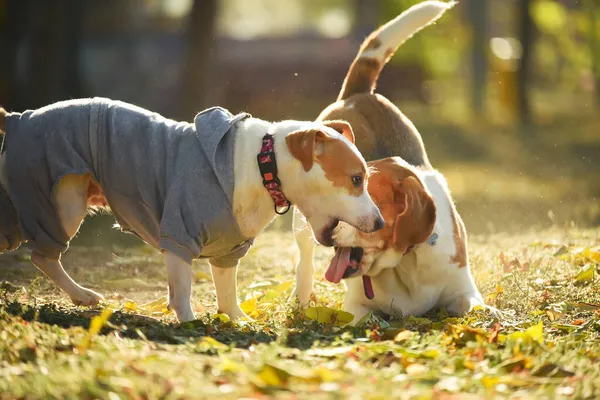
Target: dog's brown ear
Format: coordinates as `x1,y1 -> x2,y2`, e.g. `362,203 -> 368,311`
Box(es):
322,120 -> 355,144
286,129 -> 327,172
391,176 -> 436,253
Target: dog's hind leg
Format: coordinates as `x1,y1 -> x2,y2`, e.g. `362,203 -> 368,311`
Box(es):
290,207 -> 317,306
31,253 -> 104,306
31,174 -> 104,306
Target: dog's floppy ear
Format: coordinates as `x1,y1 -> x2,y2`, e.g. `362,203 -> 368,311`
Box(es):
391,176 -> 436,253
322,120 -> 355,144
286,129 -> 327,172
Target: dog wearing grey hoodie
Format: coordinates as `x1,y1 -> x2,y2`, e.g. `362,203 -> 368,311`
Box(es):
0,97 -> 384,322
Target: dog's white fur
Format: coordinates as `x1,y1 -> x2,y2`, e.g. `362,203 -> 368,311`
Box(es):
232,119 -> 377,241
14,116 -> 383,323
360,0 -> 456,63
291,0 -> 490,324
294,167 -> 486,325
339,170 -> 485,324
291,0 -> 456,305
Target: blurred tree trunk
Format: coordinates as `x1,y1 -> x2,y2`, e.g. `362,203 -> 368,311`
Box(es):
466,0 -> 488,117
586,0 -> 600,108
178,0 -> 218,120
517,0 -> 534,126
0,0 -> 27,110
63,0 -> 85,100
24,0 -> 84,108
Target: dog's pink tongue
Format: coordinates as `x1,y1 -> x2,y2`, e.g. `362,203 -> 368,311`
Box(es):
325,247 -> 352,284
363,276 -> 374,299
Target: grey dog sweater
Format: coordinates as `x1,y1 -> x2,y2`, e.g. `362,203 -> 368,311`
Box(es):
0,98 -> 252,267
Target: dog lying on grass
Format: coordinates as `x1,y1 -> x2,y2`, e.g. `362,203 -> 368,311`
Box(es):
293,0 -> 496,324
0,98 -> 384,322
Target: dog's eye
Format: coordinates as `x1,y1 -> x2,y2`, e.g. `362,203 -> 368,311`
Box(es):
351,175 -> 363,188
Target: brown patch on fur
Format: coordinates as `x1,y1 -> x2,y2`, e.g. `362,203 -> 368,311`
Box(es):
364,37 -> 381,51
318,94 -> 431,166
326,10 -> 434,164
450,206 -> 468,268
384,47 -> 395,59
317,135 -> 367,197
87,179 -> 109,208
286,129 -> 324,172
286,128 -> 367,196
0,107 -> 7,134
337,25 -> 403,101
56,173 -> 109,210
338,58 -> 382,101
354,157 -> 435,251
322,120 -> 355,144
389,177 -> 436,254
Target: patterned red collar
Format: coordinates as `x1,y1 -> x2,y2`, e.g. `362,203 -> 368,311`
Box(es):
257,133 -> 292,215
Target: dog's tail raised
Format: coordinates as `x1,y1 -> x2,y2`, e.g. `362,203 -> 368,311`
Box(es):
0,107 -> 7,135
338,1 -> 455,101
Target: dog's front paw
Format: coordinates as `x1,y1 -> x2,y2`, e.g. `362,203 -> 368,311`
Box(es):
477,304 -> 504,319
219,306 -> 252,322
447,295 -> 486,317
168,301 -> 196,322
288,287 -> 315,309
448,295 -> 503,320
70,286 -> 104,306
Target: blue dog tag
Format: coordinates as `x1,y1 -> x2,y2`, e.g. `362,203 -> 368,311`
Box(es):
427,233 -> 439,246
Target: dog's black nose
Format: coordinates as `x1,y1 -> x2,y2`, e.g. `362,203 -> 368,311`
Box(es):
374,215 -> 385,231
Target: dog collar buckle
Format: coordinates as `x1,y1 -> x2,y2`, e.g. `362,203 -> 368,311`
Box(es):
257,133 -> 292,215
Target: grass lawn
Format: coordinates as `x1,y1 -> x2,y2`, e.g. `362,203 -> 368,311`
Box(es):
1,225 -> 600,399
1,111 -> 599,399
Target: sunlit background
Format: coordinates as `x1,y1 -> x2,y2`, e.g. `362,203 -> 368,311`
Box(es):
0,0 -> 598,247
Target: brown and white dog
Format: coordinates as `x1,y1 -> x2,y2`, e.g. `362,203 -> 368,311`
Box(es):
0,100 -> 383,323
292,0 -> 493,324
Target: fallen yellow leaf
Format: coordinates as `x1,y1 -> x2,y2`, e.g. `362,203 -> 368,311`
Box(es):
304,306 -> 354,327
197,337 -> 228,351
194,271 -> 212,282
78,307 -> 113,353
240,297 -> 258,315
255,364 -> 290,387
574,264 -> 594,282
123,300 -> 137,312
212,313 -> 231,323
262,281 -> 293,301
220,358 -> 247,373
481,375 -> 500,390
561,247 -> 600,266
525,321 -> 544,343
545,309 -> 561,322
139,296 -> 169,313
506,321 -> 543,345
394,330 -> 413,343
445,324 -> 489,346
